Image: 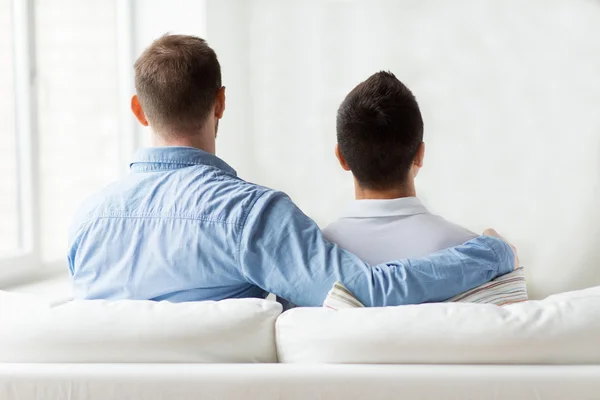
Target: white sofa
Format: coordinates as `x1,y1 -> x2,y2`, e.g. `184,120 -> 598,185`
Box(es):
1,287 -> 599,400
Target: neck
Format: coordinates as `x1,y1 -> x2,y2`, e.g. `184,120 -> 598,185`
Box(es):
151,126 -> 216,154
354,180 -> 416,200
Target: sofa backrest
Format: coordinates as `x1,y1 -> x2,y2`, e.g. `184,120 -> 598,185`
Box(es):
277,286 -> 600,364
0,292 -> 281,363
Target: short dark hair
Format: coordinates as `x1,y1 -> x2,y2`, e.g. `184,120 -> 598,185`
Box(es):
134,34 -> 222,136
336,71 -> 424,190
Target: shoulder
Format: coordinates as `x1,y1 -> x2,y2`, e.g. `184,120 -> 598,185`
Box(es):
241,188 -> 323,236
425,213 -> 477,243
322,219 -> 347,243
245,188 -> 297,218
68,180 -> 122,240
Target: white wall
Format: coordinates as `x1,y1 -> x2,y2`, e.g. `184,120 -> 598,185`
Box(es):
208,0 -> 600,299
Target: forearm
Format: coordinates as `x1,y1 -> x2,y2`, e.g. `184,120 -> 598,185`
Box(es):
343,235 -> 514,307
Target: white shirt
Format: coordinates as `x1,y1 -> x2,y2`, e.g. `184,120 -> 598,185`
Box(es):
322,197 -> 477,265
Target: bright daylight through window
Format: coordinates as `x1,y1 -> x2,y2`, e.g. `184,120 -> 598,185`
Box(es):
0,0 -> 120,283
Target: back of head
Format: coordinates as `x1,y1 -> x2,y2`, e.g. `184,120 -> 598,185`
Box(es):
134,34 -> 221,137
336,71 -> 424,190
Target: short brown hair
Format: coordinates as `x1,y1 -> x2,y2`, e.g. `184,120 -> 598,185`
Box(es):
337,71 -> 424,190
134,34 -> 222,136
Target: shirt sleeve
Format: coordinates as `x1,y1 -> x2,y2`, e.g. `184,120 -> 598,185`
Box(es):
237,191 -> 514,307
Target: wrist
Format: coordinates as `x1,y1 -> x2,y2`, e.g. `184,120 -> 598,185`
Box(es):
480,235 -> 515,275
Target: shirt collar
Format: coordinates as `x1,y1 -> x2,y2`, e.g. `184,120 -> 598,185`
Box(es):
130,146 -> 237,175
341,197 -> 429,219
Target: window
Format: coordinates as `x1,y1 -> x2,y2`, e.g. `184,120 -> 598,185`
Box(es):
36,0 -> 120,262
0,0 -> 124,284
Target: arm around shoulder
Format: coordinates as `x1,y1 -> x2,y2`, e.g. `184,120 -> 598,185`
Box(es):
237,191 -> 515,307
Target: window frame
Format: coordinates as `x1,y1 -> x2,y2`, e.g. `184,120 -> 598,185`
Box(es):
116,0 -> 138,175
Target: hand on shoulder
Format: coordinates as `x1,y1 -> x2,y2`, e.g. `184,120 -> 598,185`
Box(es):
483,228 -> 519,271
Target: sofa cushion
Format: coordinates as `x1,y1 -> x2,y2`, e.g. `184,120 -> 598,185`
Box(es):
324,267 -> 528,309
0,293 -> 281,363
444,266 -> 527,304
278,286 -> 600,364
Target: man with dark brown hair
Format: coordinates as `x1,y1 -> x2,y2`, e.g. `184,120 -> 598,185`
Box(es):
324,71 -> 477,264
67,34 -> 516,307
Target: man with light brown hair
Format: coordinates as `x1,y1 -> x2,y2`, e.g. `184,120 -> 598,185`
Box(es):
67,34 -> 516,307
131,35 -> 224,148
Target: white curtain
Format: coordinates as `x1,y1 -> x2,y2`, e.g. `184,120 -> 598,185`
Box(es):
207,0 -> 600,299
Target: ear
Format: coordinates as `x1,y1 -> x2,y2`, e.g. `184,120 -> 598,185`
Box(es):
215,86 -> 226,119
131,95 -> 149,126
335,144 -> 351,171
414,142 -> 425,168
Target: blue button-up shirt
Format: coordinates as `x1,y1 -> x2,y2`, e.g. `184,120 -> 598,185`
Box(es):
68,146 -> 514,306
